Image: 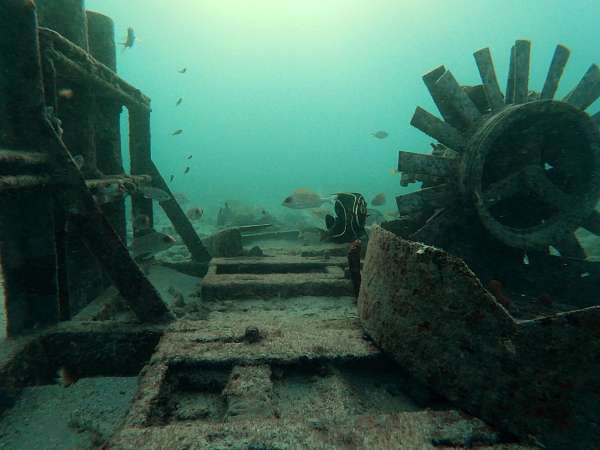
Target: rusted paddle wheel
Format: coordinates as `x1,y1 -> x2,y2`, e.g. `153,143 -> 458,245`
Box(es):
396,40 -> 600,258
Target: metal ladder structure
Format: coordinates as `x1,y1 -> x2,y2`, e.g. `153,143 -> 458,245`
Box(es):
0,0 -> 210,336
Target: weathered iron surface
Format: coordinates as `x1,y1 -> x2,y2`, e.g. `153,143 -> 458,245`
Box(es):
202,256 -> 353,300
87,10 -> 126,241
358,226 -> 600,450
398,41 -> 600,259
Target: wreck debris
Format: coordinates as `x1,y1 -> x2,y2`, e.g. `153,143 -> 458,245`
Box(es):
358,226 -> 600,450
397,39 -> 600,258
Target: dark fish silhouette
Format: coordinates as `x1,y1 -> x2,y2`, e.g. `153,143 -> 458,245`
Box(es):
178,68 -> 187,74
371,130 -> 388,139
169,175 -> 175,182
119,27 -> 136,50
172,129 -> 183,136
176,98 -> 183,106
184,166 -> 190,174
186,155 -> 192,160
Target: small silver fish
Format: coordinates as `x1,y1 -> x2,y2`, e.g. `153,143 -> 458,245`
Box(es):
58,88 -> 74,99
282,188 -> 332,210
137,186 -> 171,202
184,166 -> 190,174
178,68 -> 187,74
172,129 -> 183,136
523,253 -> 530,265
176,98 -> 183,106
186,207 -> 204,221
120,27 -> 136,50
371,130 -> 388,139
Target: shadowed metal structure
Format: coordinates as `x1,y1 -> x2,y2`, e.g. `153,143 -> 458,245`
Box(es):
397,40 -> 600,258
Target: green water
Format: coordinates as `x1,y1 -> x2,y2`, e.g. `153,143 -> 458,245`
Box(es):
86,0 -> 600,214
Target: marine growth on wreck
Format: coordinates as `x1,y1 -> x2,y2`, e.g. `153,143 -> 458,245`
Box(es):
0,1 -> 598,449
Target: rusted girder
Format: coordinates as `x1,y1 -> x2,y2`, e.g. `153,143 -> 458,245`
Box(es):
0,175 -> 52,191
0,173 -> 152,193
0,150 -> 49,166
38,27 -> 150,111
86,174 -> 151,190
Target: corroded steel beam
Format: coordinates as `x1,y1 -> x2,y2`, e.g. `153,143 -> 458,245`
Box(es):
39,27 -> 150,111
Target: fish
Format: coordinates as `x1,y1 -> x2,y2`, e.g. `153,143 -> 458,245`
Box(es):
371,130 -> 388,139
186,207 -> 204,221
172,129 -> 183,136
389,168 -> 399,175
93,182 -> 127,204
96,184 -> 122,196
56,366 -> 78,388
184,166 -> 190,174
176,98 -> 183,106
178,68 -> 187,74
58,88 -> 74,99
72,154 -> 85,170
133,214 -> 151,231
282,188 -> 332,209
174,192 -> 189,204
186,155 -> 193,160
371,193 -> 386,206
169,175 -> 175,182
130,231 -> 176,258
119,27 -> 136,50
137,186 -> 171,202
523,253 -> 530,265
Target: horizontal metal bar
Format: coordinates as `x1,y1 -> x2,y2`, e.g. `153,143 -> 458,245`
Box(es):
38,27 -> 150,111
0,149 -> 49,166
398,151 -> 457,178
395,184 -> 454,216
86,174 -> 152,190
0,173 -> 152,193
0,175 -> 52,191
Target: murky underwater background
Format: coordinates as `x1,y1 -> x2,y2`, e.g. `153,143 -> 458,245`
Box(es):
84,0 -> 600,218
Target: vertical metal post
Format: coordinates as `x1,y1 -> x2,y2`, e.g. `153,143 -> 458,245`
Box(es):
129,107 -> 154,235
87,10 -> 126,242
0,0 -> 59,335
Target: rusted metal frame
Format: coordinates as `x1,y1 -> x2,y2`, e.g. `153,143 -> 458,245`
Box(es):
86,174 -> 151,190
45,120 -> 172,322
0,150 -> 49,168
128,106 -> 155,235
148,161 -> 212,262
87,10 -> 127,242
0,174 -> 151,192
0,0 -> 60,336
38,27 -> 150,112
